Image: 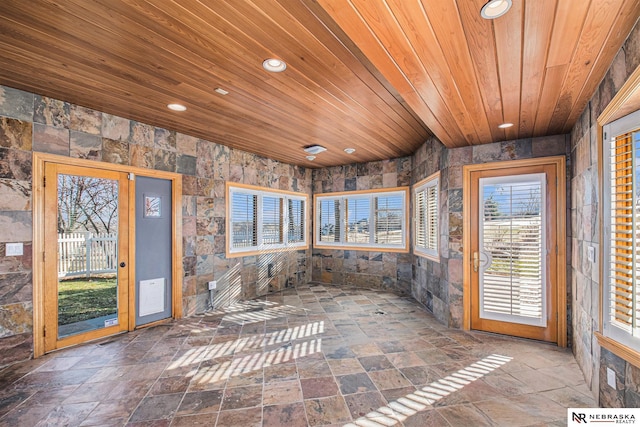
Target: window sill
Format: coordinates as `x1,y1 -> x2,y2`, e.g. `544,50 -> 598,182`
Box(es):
595,331 -> 640,369
313,243 -> 409,253
226,244 -> 309,259
414,250 -> 439,263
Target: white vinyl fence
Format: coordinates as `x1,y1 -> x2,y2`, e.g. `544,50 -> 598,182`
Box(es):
58,232 -> 117,278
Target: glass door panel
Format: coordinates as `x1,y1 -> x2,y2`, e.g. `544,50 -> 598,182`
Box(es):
479,174 -> 546,327
56,174 -> 120,338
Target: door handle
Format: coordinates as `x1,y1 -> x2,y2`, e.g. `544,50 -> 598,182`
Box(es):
473,252 -> 479,273
119,262 -> 126,268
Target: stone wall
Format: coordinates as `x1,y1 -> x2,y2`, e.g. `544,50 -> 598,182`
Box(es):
570,19 -> 640,405
411,135 -> 569,327
0,85 -> 312,367
410,137 -> 448,324
310,158 -> 414,296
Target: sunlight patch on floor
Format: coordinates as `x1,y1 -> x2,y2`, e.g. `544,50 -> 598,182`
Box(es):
344,354 -> 513,427
166,320 -> 325,385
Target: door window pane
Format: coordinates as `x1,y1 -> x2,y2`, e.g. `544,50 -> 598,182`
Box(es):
57,174 -> 119,338
479,174 -> 546,327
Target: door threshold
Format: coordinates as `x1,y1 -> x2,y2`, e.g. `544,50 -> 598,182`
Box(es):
135,318 -> 173,330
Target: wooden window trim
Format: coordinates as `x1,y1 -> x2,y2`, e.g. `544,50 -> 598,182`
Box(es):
597,63 -> 640,366
413,171 -> 440,262
225,182 -> 309,258
596,332 -> 640,369
313,187 -> 410,253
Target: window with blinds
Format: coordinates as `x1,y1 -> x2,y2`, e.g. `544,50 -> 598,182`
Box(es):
262,196 -> 283,245
231,192 -> 257,248
603,110 -> 640,351
414,173 -> 439,259
227,184 -> 308,255
346,197 -> 370,243
319,199 -> 341,243
375,194 -> 404,245
288,199 -> 305,243
315,188 -> 408,251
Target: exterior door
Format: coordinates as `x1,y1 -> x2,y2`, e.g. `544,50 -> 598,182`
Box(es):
43,163 -> 130,352
135,176 -> 172,326
469,163 -> 558,342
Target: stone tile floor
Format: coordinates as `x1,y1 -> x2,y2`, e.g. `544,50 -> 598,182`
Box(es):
0,284 -> 595,426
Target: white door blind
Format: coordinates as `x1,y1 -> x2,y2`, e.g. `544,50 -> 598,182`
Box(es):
375,194 -> 403,244
479,174 -> 546,327
288,199 -> 305,244
608,130 -> 640,334
231,193 -> 257,248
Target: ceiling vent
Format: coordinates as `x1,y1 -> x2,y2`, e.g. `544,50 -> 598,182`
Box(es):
303,145 -> 327,155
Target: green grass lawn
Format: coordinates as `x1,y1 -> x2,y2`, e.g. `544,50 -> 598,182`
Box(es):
58,277 -> 117,325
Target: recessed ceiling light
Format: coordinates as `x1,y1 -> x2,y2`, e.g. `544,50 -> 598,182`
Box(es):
498,122 -> 514,129
344,148 -> 356,154
214,88 -> 229,95
167,103 -> 187,112
480,0 -> 512,19
263,58 -> 287,73
303,145 -> 327,155
306,155 -> 316,161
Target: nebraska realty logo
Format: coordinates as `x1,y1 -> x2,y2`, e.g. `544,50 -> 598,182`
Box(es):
569,408 -> 639,425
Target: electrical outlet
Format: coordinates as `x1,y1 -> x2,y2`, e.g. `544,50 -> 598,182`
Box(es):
607,367 -> 616,388
208,280 -> 217,290
588,246 -> 595,263
5,243 -> 23,256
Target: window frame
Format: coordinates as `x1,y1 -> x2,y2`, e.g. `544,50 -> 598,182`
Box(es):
313,187 -> 409,252
413,172 -> 440,261
226,183 -> 308,257
602,109 -> 640,353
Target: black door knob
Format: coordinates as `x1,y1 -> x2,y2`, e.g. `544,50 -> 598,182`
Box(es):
119,262 -> 126,268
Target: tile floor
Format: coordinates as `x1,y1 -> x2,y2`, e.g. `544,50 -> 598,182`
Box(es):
0,284 -> 595,426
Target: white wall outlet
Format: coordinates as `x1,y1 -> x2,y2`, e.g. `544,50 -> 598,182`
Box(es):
5,243 -> 23,257
607,367 -> 616,388
588,246 -> 595,263
208,280 -> 217,290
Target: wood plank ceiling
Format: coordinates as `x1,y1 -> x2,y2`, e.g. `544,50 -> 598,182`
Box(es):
0,1 -> 638,167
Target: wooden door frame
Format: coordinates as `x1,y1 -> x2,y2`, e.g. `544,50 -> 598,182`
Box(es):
42,164 -> 131,352
33,152 -> 183,357
462,156 -> 567,347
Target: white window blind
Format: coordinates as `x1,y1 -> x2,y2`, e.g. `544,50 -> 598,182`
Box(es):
228,184 -> 307,255
319,199 -> 341,243
288,199 -> 305,243
375,194 -> 403,245
414,174 -> 439,258
262,196 -> 283,245
346,197 -> 370,243
603,110 -> 640,351
231,192 -> 257,248
315,188 -> 407,250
